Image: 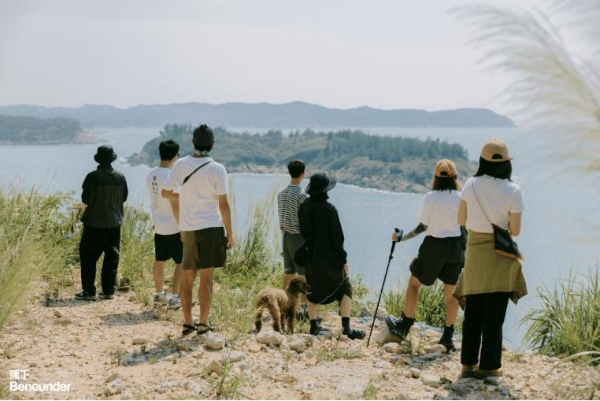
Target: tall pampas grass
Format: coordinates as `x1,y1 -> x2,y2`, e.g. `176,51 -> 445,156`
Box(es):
453,1 -> 600,172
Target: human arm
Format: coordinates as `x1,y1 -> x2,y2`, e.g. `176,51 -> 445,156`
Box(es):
508,212 -> 522,236
394,223 -> 427,242
169,197 -> 180,224
330,206 -> 348,265
81,174 -> 93,205
161,189 -> 179,201
457,200 -> 467,226
219,194 -> 234,249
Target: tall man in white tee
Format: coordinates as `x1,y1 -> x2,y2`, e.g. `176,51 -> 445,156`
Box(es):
162,124 -> 234,335
146,139 -> 183,309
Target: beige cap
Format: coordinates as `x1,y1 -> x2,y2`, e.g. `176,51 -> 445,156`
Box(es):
481,138 -> 512,162
434,159 -> 457,177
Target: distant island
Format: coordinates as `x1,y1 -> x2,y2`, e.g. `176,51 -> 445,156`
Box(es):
0,101 -> 515,128
129,124 -> 477,193
0,115 -> 96,145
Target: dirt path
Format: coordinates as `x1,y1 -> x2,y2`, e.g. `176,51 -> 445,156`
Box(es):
1,283 -> 598,400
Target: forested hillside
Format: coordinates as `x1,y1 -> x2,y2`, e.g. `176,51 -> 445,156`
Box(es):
129,124 -> 476,193
0,102 -> 515,128
0,115 -> 92,144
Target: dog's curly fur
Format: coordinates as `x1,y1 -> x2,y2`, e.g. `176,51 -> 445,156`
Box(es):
254,275 -> 309,334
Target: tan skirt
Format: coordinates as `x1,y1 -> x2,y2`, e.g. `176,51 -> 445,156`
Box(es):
453,231 -> 527,308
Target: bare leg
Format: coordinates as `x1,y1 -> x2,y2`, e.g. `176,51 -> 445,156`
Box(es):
307,301 -> 317,320
340,294 -> 351,318
180,268 -> 197,326
198,267 -> 214,325
444,283 -> 459,326
172,263 -> 182,295
153,261 -> 166,292
403,274 -> 422,318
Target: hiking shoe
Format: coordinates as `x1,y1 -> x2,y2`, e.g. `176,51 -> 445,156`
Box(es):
75,291 -> 96,301
309,325 -> 331,336
154,293 -> 168,306
437,325 -> 456,352
385,314 -> 414,339
343,328 -> 366,340
98,293 -> 114,300
167,296 -> 181,310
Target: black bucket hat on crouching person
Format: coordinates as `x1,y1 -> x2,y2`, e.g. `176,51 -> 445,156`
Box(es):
306,172 -> 337,196
94,145 -> 118,164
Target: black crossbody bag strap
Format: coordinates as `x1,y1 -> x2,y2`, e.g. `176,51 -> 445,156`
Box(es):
472,183 -> 493,228
183,161 -> 212,185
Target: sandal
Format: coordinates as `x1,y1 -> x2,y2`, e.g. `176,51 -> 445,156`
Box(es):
196,322 -> 213,335
182,323 -> 197,336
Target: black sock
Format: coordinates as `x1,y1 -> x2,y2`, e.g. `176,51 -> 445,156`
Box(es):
310,319 -> 319,332
342,317 -> 350,332
403,313 -> 415,323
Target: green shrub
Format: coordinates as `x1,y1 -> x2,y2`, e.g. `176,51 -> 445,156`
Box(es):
117,205 -> 155,304
383,280 -> 462,331
0,188 -> 73,325
522,266 -> 600,359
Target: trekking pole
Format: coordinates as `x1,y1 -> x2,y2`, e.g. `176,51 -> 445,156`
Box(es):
366,228 -> 403,347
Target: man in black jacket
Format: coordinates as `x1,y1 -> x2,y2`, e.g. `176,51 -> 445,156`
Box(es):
76,145 -> 128,301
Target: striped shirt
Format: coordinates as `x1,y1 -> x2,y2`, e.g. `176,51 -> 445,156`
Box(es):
277,184 -> 307,234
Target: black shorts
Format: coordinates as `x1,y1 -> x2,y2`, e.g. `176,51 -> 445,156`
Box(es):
154,233 -> 183,263
181,227 -> 227,270
409,235 -> 464,286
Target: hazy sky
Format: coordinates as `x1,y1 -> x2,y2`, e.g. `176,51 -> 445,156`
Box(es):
1,0 -> 547,114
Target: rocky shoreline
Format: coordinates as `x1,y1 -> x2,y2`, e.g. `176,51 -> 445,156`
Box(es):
1,282 -> 598,400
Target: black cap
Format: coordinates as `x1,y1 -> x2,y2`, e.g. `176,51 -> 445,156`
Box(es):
306,172 -> 337,195
94,145 -> 117,164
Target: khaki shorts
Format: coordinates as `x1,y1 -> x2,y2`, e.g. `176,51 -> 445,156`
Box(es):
282,232 -> 306,275
181,227 -> 226,269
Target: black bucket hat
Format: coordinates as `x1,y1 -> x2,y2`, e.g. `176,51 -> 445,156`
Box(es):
94,145 -> 118,164
306,172 -> 337,196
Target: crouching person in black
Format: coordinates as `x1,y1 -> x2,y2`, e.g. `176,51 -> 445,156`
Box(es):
298,172 -> 365,340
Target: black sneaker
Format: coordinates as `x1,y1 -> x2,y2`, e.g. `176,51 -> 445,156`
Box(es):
98,293 -> 114,300
75,291 -> 96,301
343,328 -> 366,340
309,325 -> 331,336
385,314 -> 414,339
437,325 -> 456,352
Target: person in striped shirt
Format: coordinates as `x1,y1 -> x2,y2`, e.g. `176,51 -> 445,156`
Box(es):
277,160 -> 308,317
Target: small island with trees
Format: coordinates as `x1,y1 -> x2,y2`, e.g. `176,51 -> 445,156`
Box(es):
0,115 -> 96,145
129,124 -> 477,193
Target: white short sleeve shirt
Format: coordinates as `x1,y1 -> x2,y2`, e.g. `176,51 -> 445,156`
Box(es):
146,166 -> 179,235
163,156 -> 228,231
419,190 -> 462,238
461,175 -> 527,233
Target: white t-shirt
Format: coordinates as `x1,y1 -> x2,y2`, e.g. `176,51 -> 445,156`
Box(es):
146,166 -> 179,235
419,190 -> 462,238
164,156 -> 228,232
461,175 -> 527,233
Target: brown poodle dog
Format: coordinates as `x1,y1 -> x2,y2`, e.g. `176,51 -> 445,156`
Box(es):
254,275 -> 309,334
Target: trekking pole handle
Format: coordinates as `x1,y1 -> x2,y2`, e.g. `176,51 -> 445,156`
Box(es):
390,228 -> 402,259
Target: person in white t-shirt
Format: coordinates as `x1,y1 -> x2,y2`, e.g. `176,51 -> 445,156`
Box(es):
385,159 -> 465,352
146,140 -> 183,309
453,138 -> 527,380
162,124 -> 234,336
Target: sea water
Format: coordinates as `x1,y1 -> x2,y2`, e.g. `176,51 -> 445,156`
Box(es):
1,126 -> 598,349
